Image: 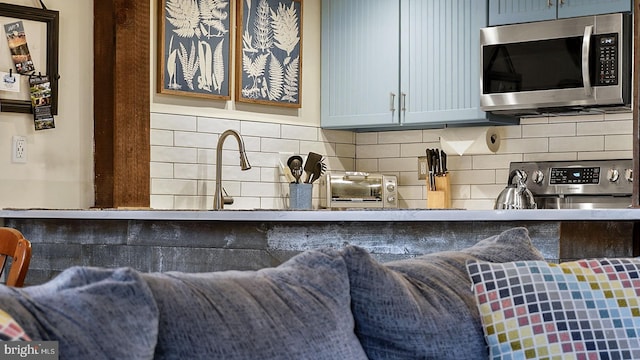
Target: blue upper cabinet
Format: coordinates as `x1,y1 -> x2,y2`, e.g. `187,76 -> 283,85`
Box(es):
321,0 -> 400,129
558,0 -> 631,19
400,0 -> 490,126
490,0 -> 631,26
321,0 -> 510,131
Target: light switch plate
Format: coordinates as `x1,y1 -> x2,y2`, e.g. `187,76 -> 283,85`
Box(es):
418,156 -> 428,180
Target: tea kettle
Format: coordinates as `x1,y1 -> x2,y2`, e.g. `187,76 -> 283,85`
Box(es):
494,169 -> 537,210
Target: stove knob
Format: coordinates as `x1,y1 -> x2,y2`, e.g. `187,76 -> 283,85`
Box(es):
532,170 -> 544,184
625,168 -> 633,182
386,183 -> 396,192
607,168 -> 620,182
387,195 -> 396,203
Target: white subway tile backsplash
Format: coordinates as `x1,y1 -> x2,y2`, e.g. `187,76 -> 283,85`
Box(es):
151,113 -> 633,211
174,131 -> 217,149
378,157 -> 415,172
335,143 -> 356,158
472,154 -> 523,170
578,120 -> 633,136
151,146 -> 198,164
378,130 -> 423,144
241,121 -> 281,138
151,162 -> 174,178
282,124 -> 318,141
522,123 -> 575,138
150,195 -> 175,209
353,132 -> 377,145
549,136 -> 604,152
152,113 -> 197,131
321,129 -> 355,144
605,135 -> 633,151
197,117 -> 240,134
151,179 -> 197,195
242,182 -> 280,197
357,144 -> 400,159
261,138 -> 299,153
499,138 -> 548,154
151,129 -> 174,146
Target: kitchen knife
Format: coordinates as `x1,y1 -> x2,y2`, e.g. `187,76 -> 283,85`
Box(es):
440,150 -> 447,174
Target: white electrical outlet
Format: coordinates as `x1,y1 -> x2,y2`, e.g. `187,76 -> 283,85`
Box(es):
11,136 -> 27,163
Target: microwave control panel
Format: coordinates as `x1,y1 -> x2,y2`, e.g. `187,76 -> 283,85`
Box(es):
594,34 -> 618,86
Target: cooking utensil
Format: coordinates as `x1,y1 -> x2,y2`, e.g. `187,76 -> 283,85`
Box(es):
494,169 -> 537,210
279,159 -> 296,183
303,152 -> 323,183
287,155 -> 304,184
308,159 -> 326,184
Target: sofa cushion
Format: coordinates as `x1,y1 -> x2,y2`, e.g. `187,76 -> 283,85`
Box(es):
467,258 -> 640,359
0,266 -> 159,359
342,227 -> 544,360
142,248 -> 368,360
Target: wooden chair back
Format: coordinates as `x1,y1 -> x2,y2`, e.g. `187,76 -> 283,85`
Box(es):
0,227 -> 32,287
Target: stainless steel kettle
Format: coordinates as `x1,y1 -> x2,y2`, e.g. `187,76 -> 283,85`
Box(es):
494,169 -> 537,210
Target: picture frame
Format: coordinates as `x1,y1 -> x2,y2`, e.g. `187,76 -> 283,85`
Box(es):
236,0 -> 303,108
0,3 -> 59,114
157,0 -> 232,100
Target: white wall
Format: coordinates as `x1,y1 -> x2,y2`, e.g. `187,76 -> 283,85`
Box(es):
0,0 -> 94,209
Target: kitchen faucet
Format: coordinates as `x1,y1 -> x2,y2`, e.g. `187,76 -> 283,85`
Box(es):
214,129 -> 251,209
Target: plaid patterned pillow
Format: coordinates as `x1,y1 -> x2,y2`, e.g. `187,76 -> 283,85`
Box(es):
467,259 -> 640,360
0,308 -> 30,341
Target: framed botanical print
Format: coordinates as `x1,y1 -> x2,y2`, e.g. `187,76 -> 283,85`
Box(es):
157,0 -> 231,100
236,0 -> 302,108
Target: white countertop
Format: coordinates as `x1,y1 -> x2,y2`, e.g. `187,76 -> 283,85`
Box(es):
1,208 -> 640,222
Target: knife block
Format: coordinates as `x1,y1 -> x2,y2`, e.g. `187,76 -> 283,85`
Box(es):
426,175 -> 451,209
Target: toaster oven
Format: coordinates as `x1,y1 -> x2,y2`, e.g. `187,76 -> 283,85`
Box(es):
319,172 -> 398,209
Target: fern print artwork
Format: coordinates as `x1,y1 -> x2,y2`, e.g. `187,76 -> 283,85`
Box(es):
237,0 -> 302,107
158,0 -> 231,100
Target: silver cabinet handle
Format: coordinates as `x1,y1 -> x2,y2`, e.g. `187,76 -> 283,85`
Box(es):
390,92 -> 396,112
582,25 -> 593,96
401,92 -> 407,112
559,0 -> 564,5
547,0 -> 553,7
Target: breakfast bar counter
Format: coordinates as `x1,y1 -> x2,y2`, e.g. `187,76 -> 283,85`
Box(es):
1,208 -> 638,286
1,208 -> 640,221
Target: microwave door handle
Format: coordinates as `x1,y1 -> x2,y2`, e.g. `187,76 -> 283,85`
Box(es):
581,25 -> 593,96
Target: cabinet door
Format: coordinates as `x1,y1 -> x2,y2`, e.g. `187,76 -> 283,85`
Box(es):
401,0 -> 489,126
321,0 -> 400,129
489,0 -> 556,26
558,0 -> 631,19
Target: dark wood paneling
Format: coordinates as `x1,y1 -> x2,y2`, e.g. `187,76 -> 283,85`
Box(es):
559,222 -> 635,261
634,0 -> 639,208
94,0 -> 150,208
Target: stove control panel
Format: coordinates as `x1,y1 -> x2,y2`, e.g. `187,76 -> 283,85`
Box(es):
508,159 -> 632,197
549,167 -> 600,185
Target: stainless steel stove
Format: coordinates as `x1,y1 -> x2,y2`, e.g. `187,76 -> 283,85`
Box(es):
508,159 -> 633,209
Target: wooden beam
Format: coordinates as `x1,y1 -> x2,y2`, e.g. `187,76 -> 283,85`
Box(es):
94,0 -> 150,208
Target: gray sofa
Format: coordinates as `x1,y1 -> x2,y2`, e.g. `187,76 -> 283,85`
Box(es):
0,227 -> 543,359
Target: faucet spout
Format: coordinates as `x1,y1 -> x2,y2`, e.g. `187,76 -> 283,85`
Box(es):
214,129 -> 251,209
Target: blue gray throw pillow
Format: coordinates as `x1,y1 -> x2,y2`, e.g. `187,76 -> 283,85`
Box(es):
143,248 -> 368,360
0,266 -> 159,360
342,227 -> 545,360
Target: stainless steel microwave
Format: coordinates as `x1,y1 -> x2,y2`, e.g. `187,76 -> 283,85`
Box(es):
319,172 -> 398,209
480,13 -> 631,115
